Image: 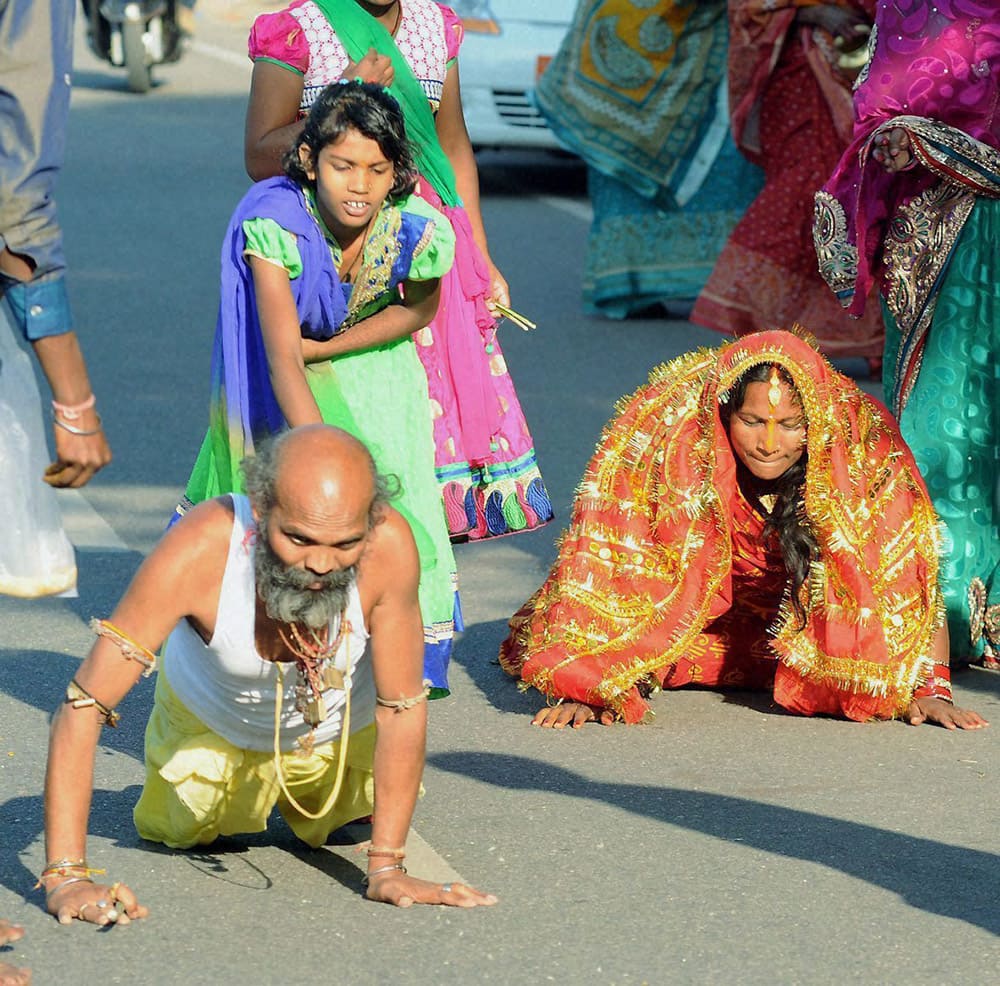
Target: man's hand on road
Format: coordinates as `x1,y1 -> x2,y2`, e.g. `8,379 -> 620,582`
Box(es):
47,879 -> 148,926
365,872 -> 498,908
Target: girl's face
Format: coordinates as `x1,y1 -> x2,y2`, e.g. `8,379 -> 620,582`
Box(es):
728,380 -> 806,481
300,128 -> 396,241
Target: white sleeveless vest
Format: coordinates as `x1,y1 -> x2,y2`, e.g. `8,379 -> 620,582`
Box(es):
161,495 -> 374,752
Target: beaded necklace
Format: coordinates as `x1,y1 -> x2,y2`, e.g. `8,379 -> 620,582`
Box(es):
272,631 -> 354,820
276,607 -> 350,726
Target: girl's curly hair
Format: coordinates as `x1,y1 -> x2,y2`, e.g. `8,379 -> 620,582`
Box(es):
283,80 -> 417,199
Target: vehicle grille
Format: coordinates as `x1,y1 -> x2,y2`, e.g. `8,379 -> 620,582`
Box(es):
491,89 -> 549,129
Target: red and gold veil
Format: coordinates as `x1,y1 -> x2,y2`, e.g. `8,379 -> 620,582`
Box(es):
500,330 -> 943,722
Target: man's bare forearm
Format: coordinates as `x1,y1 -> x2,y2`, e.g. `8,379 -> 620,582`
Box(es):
44,706 -> 103,861
31,332 -> 95,405
369,705 -> 427,852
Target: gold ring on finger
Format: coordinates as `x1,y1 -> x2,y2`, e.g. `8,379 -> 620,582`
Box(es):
78,903 -> 92,919
110,882 -> 121,901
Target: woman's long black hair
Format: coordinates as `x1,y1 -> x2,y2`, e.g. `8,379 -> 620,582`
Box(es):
721,363 -> 819,629
282,80 -> 417,199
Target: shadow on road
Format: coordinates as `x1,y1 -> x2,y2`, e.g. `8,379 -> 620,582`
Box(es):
1,785 -> 367,908
951,667 -> 1000,700
0,650 -> 153,763
2,787 -> 147,906
450,619 -> 537,716
429,750 -> 1000,935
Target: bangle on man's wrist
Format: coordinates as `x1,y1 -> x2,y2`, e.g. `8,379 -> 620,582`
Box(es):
40,875 -> 94,898
362,862 -> 407,885
53,412 -> 103,436
365,845 -> 406,860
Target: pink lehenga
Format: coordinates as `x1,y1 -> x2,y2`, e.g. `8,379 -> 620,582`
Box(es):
249,0 -> 553,540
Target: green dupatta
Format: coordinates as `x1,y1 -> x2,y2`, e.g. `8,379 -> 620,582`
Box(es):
311,0 -> 460,206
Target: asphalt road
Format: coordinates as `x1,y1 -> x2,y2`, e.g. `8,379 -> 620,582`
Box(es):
1,8 -> 997,985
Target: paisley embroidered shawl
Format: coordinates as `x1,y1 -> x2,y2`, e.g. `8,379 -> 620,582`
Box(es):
533,0 -> 730,208
813,3 -> 1000,413
499,331 -> 943,724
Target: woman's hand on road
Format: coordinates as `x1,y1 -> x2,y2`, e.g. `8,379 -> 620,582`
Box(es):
532,702 -> 615,729
906,697 -> 989,730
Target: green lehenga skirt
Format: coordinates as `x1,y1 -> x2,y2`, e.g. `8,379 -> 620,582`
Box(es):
883,197 -> 1000,664
183,337 -> 459,692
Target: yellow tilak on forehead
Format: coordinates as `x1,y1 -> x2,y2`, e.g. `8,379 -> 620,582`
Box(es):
766,366 -> 781,449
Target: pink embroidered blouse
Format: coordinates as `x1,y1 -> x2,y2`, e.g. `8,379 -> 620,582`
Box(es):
248,0 -> 464,114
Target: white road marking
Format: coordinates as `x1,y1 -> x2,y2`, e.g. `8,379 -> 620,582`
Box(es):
341,824 -> 467,886
189,39 -> 252,71
402,827 -> 466,883
535,194 -> 593,224
54,489 -> 129,551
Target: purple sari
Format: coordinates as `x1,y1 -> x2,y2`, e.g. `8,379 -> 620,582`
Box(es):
815,2 -> 1000,322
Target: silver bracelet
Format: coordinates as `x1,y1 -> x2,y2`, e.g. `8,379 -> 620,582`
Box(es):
53,413 -> 103,436
43,875 -> 94,898
361,862 -> 406,885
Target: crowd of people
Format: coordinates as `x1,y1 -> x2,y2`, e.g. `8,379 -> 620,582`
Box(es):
0,0 -> 996,977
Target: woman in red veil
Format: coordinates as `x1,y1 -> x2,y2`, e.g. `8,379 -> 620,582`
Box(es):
500,331 -> 985,731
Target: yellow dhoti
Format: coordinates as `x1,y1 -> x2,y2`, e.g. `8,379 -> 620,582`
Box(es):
134,674 -> 375,849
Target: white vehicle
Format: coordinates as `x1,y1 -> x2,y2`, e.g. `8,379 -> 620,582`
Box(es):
451,0 -> 575,151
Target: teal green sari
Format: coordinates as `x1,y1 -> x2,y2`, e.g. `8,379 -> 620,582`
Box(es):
883,197 -> 1000,663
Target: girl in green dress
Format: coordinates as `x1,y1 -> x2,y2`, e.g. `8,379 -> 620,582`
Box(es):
180,80 -> 458,690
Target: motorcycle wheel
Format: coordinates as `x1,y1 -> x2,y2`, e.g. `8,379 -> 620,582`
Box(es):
122,17 -> 152,93
83,0 -> 111,61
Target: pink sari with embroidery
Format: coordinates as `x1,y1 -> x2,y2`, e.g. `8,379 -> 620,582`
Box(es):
815,1 -> 1000,322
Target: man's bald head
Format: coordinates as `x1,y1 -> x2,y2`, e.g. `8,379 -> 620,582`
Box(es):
275,425 -> 375,518
242,425 -> 394,525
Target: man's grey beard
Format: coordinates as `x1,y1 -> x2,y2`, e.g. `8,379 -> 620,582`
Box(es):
254,532 -> 356,629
